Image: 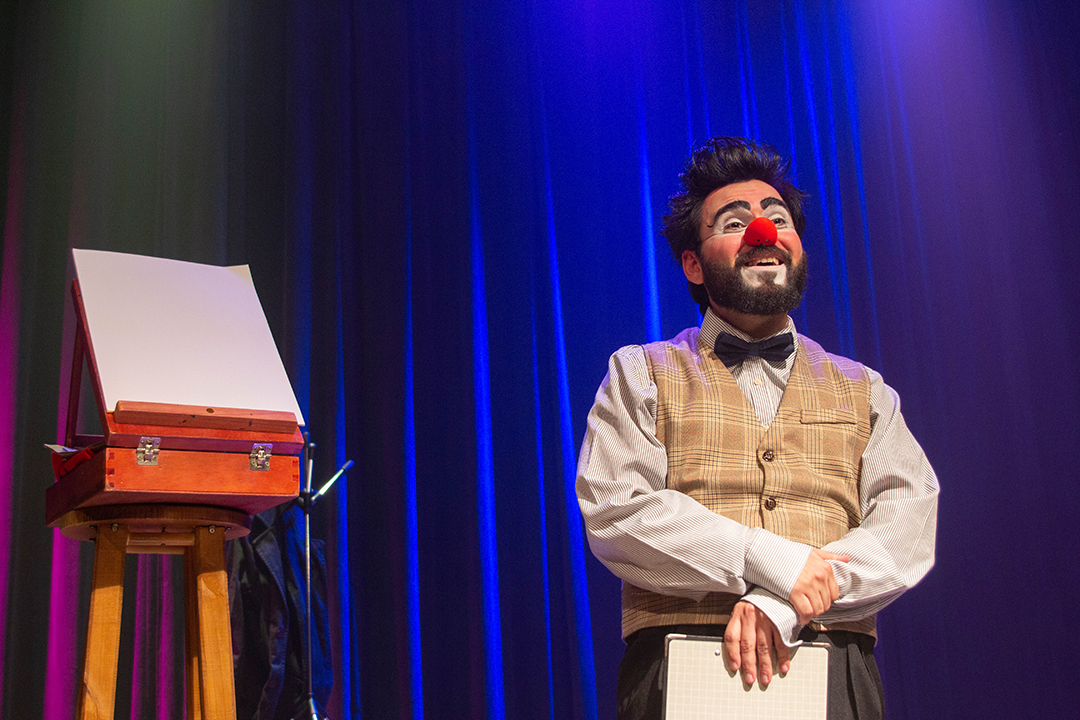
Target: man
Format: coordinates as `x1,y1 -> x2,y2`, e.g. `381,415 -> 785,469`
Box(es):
576,137 -> 938,720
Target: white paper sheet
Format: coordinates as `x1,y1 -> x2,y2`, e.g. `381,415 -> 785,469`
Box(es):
664,635 -> 829,720
72,249 -> 305,425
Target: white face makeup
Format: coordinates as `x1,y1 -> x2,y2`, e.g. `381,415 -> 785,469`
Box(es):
704,199 -> 795,241
685,180 -> 808,324
740,264 -> 788,288
704,195 -> 795,289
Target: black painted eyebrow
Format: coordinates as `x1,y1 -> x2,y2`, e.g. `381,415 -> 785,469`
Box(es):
760,197 -> 789,212
705,200 -> 751,229
705,197 -> 790,229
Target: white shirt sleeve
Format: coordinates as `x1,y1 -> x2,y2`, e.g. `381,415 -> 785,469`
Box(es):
813,368 -> 939,623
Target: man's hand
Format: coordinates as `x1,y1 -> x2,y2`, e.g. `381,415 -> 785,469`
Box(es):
724,601 -> 789,686
788,548 -> 849,625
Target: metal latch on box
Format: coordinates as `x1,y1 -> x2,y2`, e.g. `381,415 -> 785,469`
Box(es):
250,443 -> 273,471
136,437 -> 161,466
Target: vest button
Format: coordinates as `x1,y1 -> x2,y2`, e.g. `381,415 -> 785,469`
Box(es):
762,450 -> 775,462
764,497 -> 778,510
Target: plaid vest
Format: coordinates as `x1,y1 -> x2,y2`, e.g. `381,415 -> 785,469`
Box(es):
622,327 -> 877,640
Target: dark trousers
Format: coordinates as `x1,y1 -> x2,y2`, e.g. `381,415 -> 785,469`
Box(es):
616,624 -> 885,720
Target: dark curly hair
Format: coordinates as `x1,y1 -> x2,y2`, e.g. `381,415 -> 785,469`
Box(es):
660,137 -> 808,311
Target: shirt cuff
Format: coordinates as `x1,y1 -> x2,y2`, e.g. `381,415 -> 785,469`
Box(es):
742,528 -> 811,599
742,588 -> 803,647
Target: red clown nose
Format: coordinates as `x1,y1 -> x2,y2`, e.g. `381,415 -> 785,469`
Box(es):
743,217 -> 778,246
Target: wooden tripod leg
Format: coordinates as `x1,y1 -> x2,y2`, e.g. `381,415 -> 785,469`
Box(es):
192,526 -> 237,720
184,548 -> 202,720
76,524 -> 128,720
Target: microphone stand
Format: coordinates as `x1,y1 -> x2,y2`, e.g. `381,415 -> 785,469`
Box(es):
294,433 -> 353,720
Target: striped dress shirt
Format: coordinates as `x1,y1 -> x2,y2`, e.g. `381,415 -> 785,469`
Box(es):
576,309 -> 939,645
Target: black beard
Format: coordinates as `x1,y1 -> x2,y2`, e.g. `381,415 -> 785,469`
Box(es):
700,248 -> 808,316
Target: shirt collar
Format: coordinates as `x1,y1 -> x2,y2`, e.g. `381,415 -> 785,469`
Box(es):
699,308 -> 798,350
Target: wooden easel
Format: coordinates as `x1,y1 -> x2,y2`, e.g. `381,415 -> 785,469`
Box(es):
47,268 -> 303,720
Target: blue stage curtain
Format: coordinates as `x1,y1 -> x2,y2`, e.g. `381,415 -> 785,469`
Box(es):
1,1 -> 1078,718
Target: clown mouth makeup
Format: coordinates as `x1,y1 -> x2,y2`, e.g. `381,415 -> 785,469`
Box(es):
737,247 -> 791,287
738,245 -> 791,268
740,264 -> 788,288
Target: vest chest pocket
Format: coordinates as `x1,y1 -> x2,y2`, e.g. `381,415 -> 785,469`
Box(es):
795,407 -> 864,485
800,407 -> 857,424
